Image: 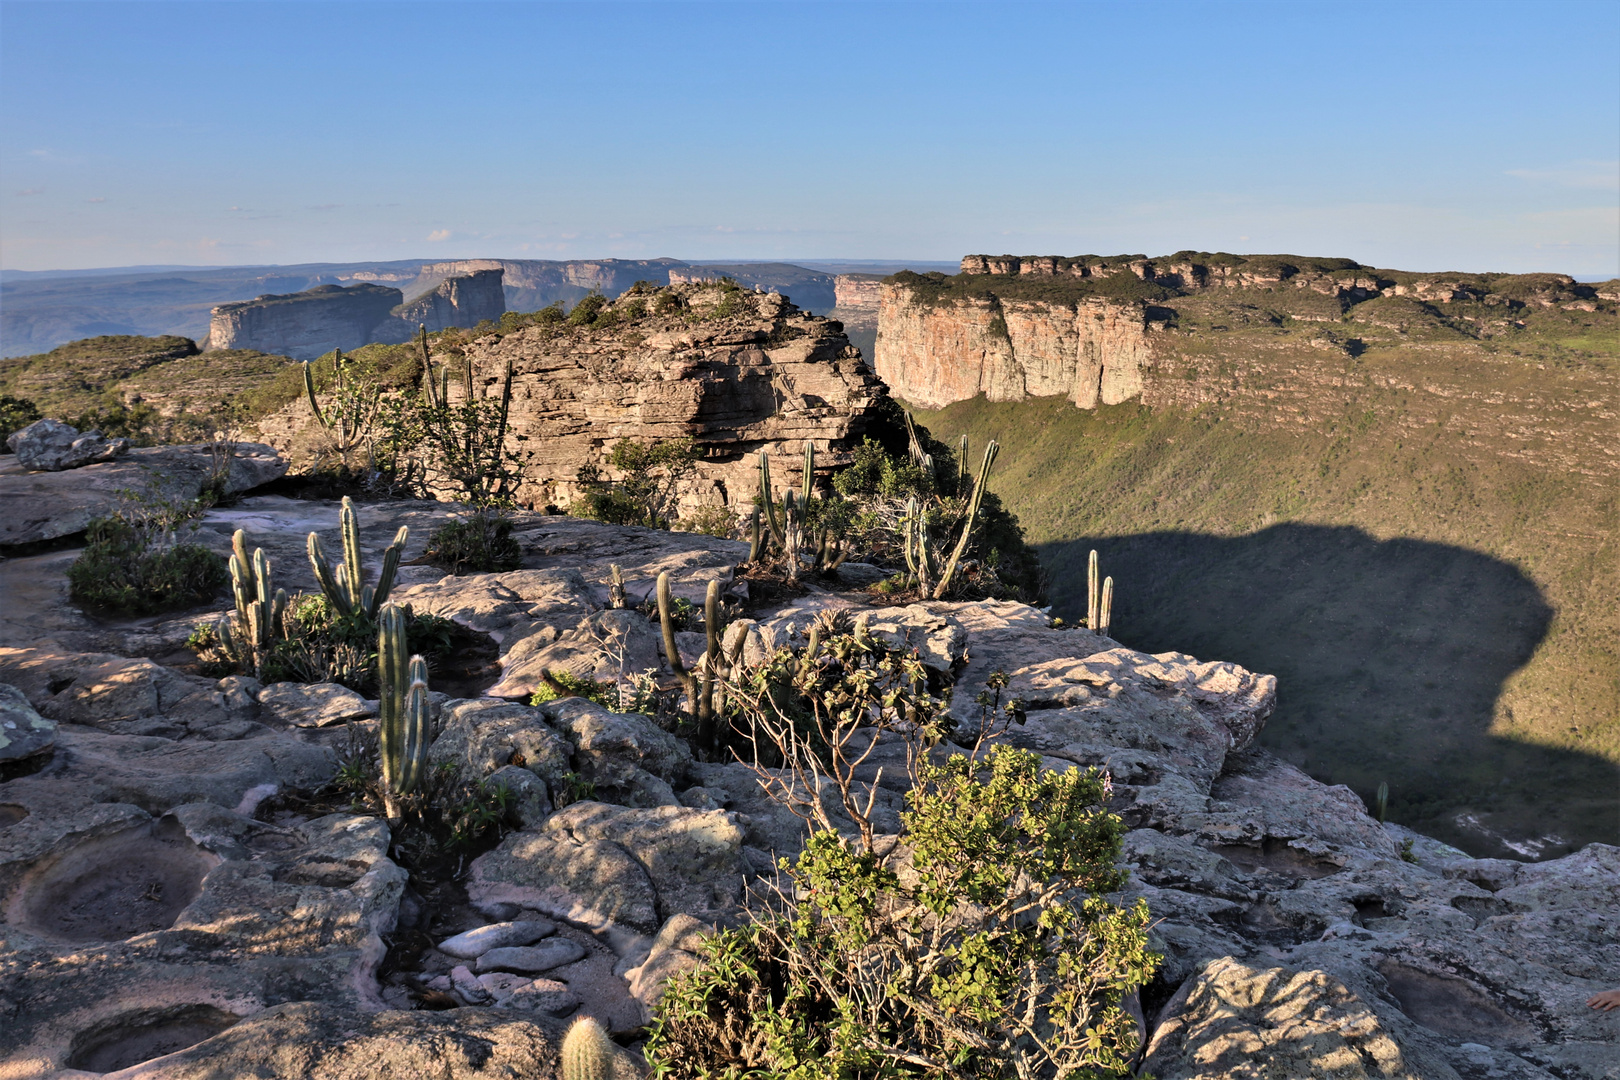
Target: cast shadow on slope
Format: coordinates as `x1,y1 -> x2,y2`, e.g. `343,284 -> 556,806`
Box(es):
1037,523 -> 1615,860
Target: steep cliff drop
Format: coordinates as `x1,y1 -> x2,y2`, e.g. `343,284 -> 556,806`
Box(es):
207,269 -> 508,359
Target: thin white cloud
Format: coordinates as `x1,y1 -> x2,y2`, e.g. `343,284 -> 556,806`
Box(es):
427,229 -> 452,241
1506,161 -> 1620,191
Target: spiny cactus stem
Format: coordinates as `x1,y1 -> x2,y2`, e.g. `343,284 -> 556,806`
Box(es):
758,451 -> 783,547
801,442 -> 814,505
934,439 -> 999,600
1088,549 -> 1101,631
1099,576 -> 1114,637
698,579 -> 722,747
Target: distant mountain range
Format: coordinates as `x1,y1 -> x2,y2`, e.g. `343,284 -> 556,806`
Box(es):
0,258 -> 956,357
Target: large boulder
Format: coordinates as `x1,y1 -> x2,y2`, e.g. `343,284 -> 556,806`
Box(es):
540,697 -> 692,808
6,417 -> 129,471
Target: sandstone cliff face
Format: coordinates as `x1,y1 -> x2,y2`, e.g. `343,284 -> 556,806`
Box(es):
876,284 -> 1154,409
207,284 -> 404,360
833,274 -> 885,309
453,283 -> 888,512
398,268 -> 506,330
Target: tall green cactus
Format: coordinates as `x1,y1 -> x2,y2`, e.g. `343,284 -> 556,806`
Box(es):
801,442 -> 815,505
932,439 -> 999,599
1099,576 -> 1113,637
758,450 -> 783,547
1375,781 -> 1389,823
657,571 -> 723,747
378,603 -> 431,822
218,528 -> 287,677
307,496 -> 408,619
1087,549 -> 1101,631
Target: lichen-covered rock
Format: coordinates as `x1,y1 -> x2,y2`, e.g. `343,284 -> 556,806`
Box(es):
429,699 -> 574,798
0,682 -> 54,763
6,417 -> 130,470
541,697 -> 692,808
257,681 -> 372,728
1140,957 -> 1430,1080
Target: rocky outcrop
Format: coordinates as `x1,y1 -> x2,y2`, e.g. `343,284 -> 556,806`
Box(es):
0,441 -> 287,545
833,274 -> 884,310
1,495 -> 1614,1077
397,268 -> 506,331
452,282 -> 890,514
206,283 -> 405,359
875,283 -> 1155,409
6,418 -> 130,471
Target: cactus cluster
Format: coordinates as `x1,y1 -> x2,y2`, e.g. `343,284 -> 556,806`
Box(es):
377,602 -> 432,823
307,496 -> 408,619
897,433 -> 1000,600
657,571 -> 741,750
216,529 -> 289,678
752,445 -> 849,577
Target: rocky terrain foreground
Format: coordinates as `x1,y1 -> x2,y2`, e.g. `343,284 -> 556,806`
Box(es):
0,495 -> 1615,1078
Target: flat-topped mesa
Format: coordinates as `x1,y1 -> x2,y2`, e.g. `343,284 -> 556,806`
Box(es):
454,281 -> 889,514
207,269 -> 509,359
878,253 -> 1613,412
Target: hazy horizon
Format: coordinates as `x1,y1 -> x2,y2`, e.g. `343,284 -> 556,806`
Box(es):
3,1 -> 1617,278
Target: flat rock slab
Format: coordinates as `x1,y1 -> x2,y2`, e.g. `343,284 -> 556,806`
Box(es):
259,681 -> 372,728
438,918 -> 558,960
0,682 -> 55,762
0,442 -> 287,545
475,938 -> 588,975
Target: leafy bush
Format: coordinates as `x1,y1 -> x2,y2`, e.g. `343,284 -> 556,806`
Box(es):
529,670 -> 617,710
648,623 -> 1158,1079
0,395 -> 41,444
68,514 -> 227,615
675,504 -> 738,539
425,512 -> 523,575
573,437 -> 701,528
568,293 -> 608,326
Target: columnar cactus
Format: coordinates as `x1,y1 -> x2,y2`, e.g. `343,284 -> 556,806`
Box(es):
1088,549 -> 1101,631
658,571 -> 724,747
218,528 -> 287,677
561,1016 -> 640,1080
758,450 -> 783,547
933,439 -> 999,599
801,442 -> 815,505
377,603 -> 431,822
608,564 -> 627,609
1099,575 -> 1114,637
307,496 -> 408,619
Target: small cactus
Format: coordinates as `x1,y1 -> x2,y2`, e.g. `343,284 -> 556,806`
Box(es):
1376,781 -> 1389,823
561,1016 -> 641,1080
1099,576 -> 1113,637
307,496 -> 408,619
608,564 -> 627,609
377,603 -> 431,823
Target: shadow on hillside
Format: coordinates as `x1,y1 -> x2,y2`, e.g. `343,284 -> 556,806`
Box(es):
1038,523 -> 1617,859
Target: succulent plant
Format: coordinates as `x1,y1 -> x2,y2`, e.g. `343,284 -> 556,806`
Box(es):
377,603 -> 431,822
933,439 -> 999,599
307,496 -> 408,619
1099,575 -> 1114,637
1376,781 -> 1390,823
217,528 -> 287,678
1088,549 -> 1101,631
561,1016 -> 640,1080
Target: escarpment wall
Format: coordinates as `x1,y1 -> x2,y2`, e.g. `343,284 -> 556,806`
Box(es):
398,268 -> 506,331
875,284 -> 1156,409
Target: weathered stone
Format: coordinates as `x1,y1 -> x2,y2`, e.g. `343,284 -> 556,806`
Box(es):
503,976 -> 582,1016
475,937 -> 587,975
0,441 -> 288,544
438,919 -> 558,961
429,698 -> 574,797
484,763 -> 554,826
0,682 -> 54,763
1141,957 -> 1427,1080
6,416 -> 130,471
542,696 -> 693,807
470,825 -> 659,933
626,914 -> 712,1021
257,681 -> 372,728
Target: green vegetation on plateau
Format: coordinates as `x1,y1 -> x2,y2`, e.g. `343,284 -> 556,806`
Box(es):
909,279 -> 1617,859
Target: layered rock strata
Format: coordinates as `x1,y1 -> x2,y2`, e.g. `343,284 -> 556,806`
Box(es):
448,282 -> 889,514
395,268 -> 505,331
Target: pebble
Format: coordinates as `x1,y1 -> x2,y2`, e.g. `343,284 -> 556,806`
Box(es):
450,964 -> 492,1004
504,977 -> 582,1017
475,938 -> 587,975
438,919 -> 557,960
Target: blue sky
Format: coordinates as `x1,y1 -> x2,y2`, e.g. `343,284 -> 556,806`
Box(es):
2,0 -> 1617,276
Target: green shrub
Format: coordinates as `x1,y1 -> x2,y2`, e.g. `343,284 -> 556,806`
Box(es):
568,293 -> 608,326
675,504 -> 737,539
425,512 -> 523,574
648,622 -> 1157,1078
0,395 -> 41,443
573,437 -> 700,529
530,671 -> 617,710
68,516 -> 227,615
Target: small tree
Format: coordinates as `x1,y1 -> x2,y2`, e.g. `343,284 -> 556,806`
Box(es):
574,437 -> 700,528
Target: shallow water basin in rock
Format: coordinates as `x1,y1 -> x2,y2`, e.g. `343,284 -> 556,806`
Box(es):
65,1004 -> 241,1073
5,818 -> 219,942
